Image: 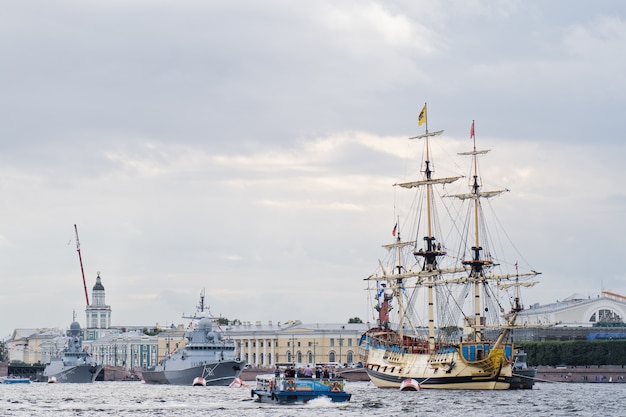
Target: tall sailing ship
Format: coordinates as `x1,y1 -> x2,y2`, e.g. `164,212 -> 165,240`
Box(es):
358,105 -> 540,390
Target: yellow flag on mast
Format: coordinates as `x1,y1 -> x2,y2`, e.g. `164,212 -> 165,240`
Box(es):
418,103 -> 427,126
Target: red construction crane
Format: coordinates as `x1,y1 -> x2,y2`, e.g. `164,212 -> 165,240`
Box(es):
74,224 -> 90,306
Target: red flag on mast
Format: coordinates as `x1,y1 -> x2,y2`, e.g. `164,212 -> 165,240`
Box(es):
470,120 -> 475,139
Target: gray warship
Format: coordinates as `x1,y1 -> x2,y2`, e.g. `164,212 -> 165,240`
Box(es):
43,321 -> 103,383
141,292 -> 245,386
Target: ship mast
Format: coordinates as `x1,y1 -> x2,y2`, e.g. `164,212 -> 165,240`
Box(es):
182,288 -> 210,320
393,219 -> 406,336
468,122 -> 485,341
74,224 -> 90,306
396,103 -> 461,352
377,221 -> 417,334
197,288 -> 206,314
452,121 -> 507,341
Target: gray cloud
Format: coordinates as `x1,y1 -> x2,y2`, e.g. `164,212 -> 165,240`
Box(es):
1,1 -> 625,337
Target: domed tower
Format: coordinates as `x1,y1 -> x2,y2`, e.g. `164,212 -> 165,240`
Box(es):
85,272 -> 112,330
69,320 -> 82,335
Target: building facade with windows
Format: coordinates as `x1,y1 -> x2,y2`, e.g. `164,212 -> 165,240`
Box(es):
84,272 -> 113,340
517,292 -> 626,327
13,289 -> 626,370
87,331 -> 159,370
224,321 -> 369,368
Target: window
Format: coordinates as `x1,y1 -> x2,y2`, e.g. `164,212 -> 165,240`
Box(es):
598,309 -> 622,323
330,338 -> 335,347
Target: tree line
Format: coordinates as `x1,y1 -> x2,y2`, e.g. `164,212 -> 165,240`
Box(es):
518,340 -> 626,366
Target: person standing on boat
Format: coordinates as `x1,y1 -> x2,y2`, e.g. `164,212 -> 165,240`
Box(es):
303,365 -> 314,378
274,365 -> 281,378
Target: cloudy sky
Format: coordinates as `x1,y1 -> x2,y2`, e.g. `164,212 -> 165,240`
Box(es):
1,1 -> 625,338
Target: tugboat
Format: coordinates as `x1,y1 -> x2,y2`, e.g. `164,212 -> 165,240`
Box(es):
141,290 -> 246,386
43,321 -> 103,383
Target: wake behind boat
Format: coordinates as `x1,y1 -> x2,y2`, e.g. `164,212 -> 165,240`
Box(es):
43,321 -> 103,383
359,106 -> 540,390
141,291 -> 245,386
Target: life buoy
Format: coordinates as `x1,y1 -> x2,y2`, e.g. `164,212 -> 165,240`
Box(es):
330,381 -> 342,392
286,379 -> 296,391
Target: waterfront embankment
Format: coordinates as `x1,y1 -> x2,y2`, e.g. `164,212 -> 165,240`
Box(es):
535,365 -> 626,383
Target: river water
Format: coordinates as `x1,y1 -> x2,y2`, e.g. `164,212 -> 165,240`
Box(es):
1,381 -> 623,416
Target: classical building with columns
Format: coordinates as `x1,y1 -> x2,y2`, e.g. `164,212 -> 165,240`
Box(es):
85,320 -> 370,370
224,320 -> 369,367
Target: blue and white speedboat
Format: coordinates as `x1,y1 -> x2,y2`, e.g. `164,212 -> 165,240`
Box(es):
0,377 -> 31,384
251,375 -> 351,404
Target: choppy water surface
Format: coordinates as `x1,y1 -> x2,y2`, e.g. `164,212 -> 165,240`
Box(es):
1,381 -> 624,416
